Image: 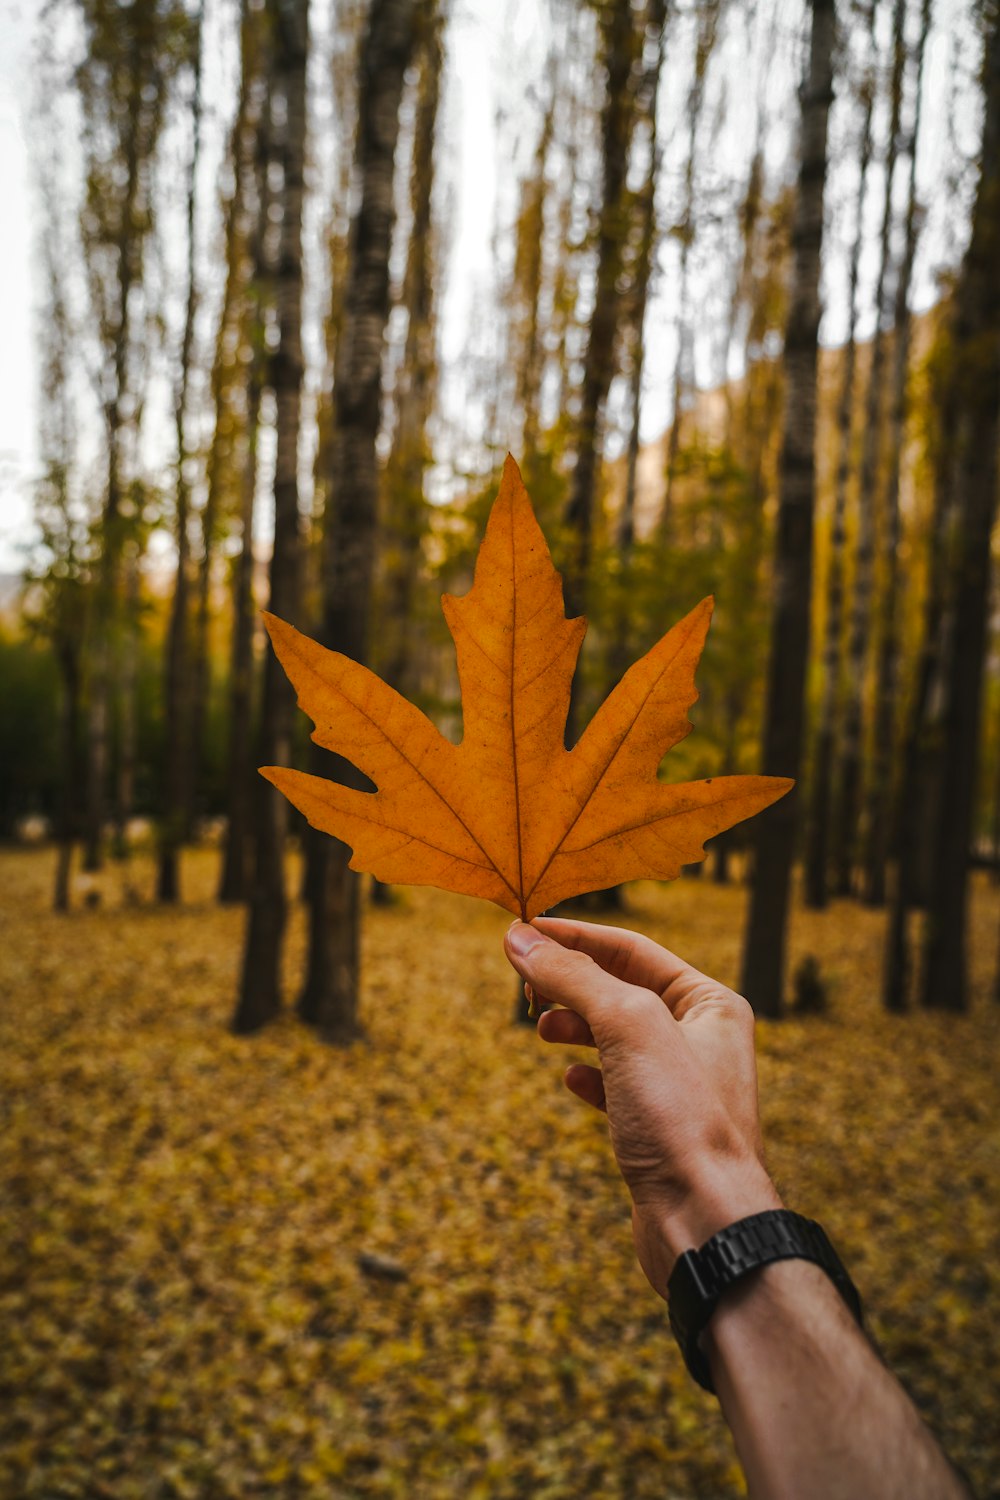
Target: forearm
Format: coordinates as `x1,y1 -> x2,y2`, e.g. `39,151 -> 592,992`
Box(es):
652,1187 -> 969,1500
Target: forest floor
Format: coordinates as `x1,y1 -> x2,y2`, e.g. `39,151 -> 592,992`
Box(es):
2,847 -> 999,1500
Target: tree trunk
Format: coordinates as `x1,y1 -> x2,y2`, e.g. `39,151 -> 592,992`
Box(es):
54,639 -> 82,913
803,16 -> 876,910
918,7 -> 1000,1012
860,0 -> 930,907
379,0 -> 443,701
881,322 -> 958,1010
219,41 -> 271,906
113,544 -> 140,878
562,0 -> 641,638
610,0 -> 666,683
660,0 -> 721,536
81,20 -> 147,875
158,3 -> 204,904
511,92 -> 555,466
191,0 -> 260,836
369,1 -> 443,910
831,0 -> 906,898
218,373 -> 262,904
233,0 -> 309,1035
739,0 -> 835,1018
298,0 -> 417,1041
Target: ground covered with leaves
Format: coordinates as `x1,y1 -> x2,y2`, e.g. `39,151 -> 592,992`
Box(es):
2,849 -> 998,1499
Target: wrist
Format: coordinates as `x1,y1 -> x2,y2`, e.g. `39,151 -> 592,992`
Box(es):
634,1160 -> 783,1295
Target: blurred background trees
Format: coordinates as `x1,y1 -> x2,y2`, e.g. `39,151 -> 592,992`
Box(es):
6,0 -> 1000,1023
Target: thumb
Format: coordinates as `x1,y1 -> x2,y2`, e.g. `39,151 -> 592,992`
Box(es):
504,921 -> 660,1033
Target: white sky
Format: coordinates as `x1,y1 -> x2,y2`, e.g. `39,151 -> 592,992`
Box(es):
0,0 -> 40,572
0,0 -> 983,572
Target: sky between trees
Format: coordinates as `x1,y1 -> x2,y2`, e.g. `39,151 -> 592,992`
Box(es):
0,0 -> 983,573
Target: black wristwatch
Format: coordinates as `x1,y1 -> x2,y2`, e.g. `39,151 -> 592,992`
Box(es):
667,1208 -> 863,1393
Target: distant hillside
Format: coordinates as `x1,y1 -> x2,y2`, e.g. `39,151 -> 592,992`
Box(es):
608,306 -> 940,537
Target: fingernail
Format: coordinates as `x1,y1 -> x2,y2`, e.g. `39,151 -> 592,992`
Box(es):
507,921 -> 545,957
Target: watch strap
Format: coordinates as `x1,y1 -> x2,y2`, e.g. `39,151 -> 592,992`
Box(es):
667,1208 -> 863,1393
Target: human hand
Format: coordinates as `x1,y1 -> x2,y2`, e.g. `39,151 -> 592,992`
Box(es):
504,917 -> 781,1297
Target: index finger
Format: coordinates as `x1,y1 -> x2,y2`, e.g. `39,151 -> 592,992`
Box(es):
504,922 -> 668,1036
531,915 -> 697,997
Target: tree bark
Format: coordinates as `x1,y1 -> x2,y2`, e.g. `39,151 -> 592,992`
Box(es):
918,5 -> 1000,1012
660,0 -> 721,536
379,0 -> 443,701
369,0 -> 443,910
218,373 -> 262,904
803,15 -> 876,910
158,4 -> 204,903
54,639 -> 83,913
610,0 -> 666,683
831,0 -> 906,898
298,0 -> 417,1041
512,94 -> 554,466
219,39 -> 271,906
112,544 -> 140,879
881,320 -> 958,1010
562,0 -> 641,639
81,25 -> 142,873
739,0 -> 835,1018
233,0 -> 309,1034
191,0 -> 262,837
861,0 -> 930,907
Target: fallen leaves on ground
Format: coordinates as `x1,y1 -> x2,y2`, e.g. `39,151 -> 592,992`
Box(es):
263,456 -> 789,918
1,849 -> 999,1499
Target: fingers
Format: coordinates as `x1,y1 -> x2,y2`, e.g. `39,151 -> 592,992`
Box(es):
564,1063 -> 606,1112
531,915 -> 694,997
537,1006 -> 596,1048
505,921 -> 663,1033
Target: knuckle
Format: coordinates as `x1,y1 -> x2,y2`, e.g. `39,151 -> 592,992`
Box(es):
727,991 -> 756,1030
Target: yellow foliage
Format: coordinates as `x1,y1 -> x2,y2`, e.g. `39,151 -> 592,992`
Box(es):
1,849 -> 999,1498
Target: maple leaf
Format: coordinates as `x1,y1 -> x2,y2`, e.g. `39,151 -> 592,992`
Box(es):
261,455 -> 791,920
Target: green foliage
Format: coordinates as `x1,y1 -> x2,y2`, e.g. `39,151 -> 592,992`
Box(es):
0,630 -> 61,836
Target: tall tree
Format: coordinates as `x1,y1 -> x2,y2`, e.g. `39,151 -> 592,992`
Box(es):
739,0 -> 835,1017
860,0 -> 931,905
233,0 -> 310,1034
831,0 -> 907,897
378,0 -> 444,701
29,147 -> 90,912
561,0 -> 643,639
158,1 -> 205,903
610,0 -> 667,682
297,0 -> 417,1041
76,0 -> 185,871
918,1 -> 1000,1011
620,0 -> 667,558
660,0 -> 722,534
509,90 -> 555,468
881,317 -> 958,1009
804,7 -> 877,909
218,25 -> 272,906
191,0 -> 264,847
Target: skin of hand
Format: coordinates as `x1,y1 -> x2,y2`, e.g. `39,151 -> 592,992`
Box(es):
505,916 -> 973,1500
504,915 -> 782,1293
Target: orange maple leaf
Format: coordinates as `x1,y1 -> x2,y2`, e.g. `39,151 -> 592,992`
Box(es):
261,455 -> 791,920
